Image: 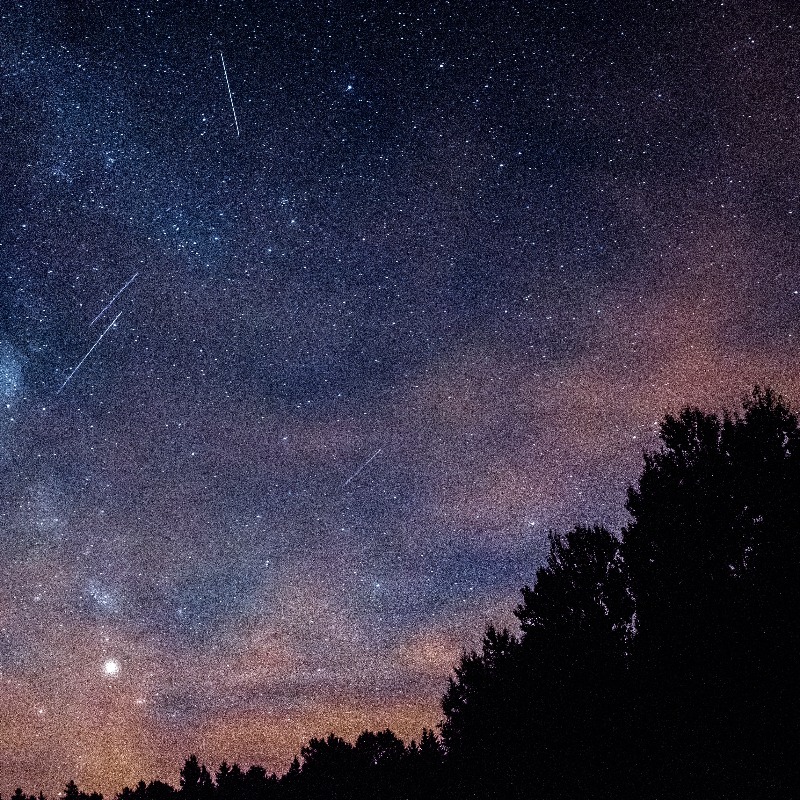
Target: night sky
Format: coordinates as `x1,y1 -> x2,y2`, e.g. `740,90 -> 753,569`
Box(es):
1,0 -> 799,794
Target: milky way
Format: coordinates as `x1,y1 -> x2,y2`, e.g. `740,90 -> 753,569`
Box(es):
1,1 -> 799,794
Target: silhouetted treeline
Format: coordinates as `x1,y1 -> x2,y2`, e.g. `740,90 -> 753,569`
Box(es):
441,387 -> 799,799
1,731 -> 444,800
5,387 -> 797,799
1,783 -> 103,800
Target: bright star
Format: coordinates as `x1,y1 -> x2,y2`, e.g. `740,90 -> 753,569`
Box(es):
103,659 -> 121,677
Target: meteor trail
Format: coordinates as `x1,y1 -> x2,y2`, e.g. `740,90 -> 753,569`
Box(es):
57,311 -> 123,394
343,448 -> 383,487
220,52 -> 240,137
90,272 -> 138,326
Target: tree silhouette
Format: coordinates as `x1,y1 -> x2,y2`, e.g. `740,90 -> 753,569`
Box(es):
351,730 -> 405,800
441,527 -> 634,798
515,525 -> 633,798
277,758 -> 301,800
294,734 -> 357,800
178,757 -> 213,800
244,765 -> 278,800
10,790 -> 38,800
441,624 -> 524,798
405,728 -> 445,799
63,783 -> 80,800
623,387 -> 800,798
117,781 -> 174,800
61,783 -> 102,800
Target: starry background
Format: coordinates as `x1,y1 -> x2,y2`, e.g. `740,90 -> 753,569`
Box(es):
1,0 -> 799,794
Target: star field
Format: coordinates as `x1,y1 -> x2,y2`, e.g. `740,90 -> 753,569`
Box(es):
1,0 -> 799,794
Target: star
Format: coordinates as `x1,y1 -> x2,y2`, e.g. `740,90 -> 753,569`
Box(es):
103,659 -> 121,678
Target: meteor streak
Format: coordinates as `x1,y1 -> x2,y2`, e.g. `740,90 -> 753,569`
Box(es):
57,311 -> 123,394
343,448 -> 383,487
90,272 -> 138,326
220,52 -> 240,137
